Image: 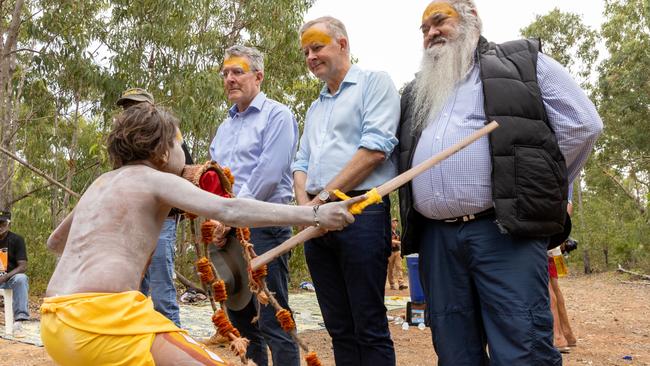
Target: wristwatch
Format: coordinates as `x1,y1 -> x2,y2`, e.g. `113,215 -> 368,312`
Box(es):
317,190 -> 331,203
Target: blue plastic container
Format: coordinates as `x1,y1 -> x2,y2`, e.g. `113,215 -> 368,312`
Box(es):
406,254 -> 426,303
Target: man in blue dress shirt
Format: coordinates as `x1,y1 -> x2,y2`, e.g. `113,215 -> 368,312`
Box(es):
397,1 -> 603,365
209,45 -> 300,366
293,16 -> 400,365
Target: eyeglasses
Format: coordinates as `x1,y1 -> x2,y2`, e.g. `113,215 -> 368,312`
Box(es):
220,68 -> 256,79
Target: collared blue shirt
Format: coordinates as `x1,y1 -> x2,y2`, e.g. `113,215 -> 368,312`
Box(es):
292,65 -> 400,194
412,53 -> 603,220
210,92 -> 298,204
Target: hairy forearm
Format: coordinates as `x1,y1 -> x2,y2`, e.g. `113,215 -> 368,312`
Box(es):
324,148 -> 385,194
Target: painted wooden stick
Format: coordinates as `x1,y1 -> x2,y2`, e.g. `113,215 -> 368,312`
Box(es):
250,121 -> 499,270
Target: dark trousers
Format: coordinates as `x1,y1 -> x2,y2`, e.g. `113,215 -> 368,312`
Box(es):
305,197 -> 395,366
418,216 -> 562,366
228,226 -> 300,366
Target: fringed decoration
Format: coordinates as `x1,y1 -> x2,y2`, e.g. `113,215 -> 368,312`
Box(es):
212,310 -> 241,338
212,280 -> 227,302
276,309 -> 296,332
196,257 -> 215,284
237,227 -> 251,242
201,220 -> 218,243
305,352 -> 322,366
222,167 -> 235,186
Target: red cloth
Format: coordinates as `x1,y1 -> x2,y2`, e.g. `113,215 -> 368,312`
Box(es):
199,171 -> 229,198
548,256 -> 558,279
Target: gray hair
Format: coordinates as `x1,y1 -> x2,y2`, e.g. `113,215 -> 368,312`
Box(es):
224,45 -> 264,72
445,0 -> 482,33
300,16 -> 350,52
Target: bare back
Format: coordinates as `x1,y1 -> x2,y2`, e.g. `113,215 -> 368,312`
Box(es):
46,165 -> 171,296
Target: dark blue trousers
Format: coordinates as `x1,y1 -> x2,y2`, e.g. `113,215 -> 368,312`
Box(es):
418,216 -> 562,366
228,226 -> 300,366
305,197 -> 395,366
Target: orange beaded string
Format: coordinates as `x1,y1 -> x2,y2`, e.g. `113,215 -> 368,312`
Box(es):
196,257 -> 215,284
212,309 -> 241,338
305,352 -> 323,366
276,309 -> 296,332
212,280 -> 227,302
201,220 -> 218,243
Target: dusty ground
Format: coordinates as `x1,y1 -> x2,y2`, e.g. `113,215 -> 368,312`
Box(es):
1,272 -> 649,366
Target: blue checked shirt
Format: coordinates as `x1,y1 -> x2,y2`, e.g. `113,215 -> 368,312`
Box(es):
210,92 -> 298,204
292,65 -> 400,194
412,53 -> 603,220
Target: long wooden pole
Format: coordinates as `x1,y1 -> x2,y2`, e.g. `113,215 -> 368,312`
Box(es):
250,121 -> 499,270
0,145 -> 81,199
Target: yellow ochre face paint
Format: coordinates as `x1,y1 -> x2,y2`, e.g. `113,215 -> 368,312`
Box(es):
223,56 -> 251,73
300,27 -> 332,49
175,129 -> 183,143
422,2 -> 459,23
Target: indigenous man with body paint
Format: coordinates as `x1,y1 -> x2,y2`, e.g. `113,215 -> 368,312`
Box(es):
116,88 -> 192,327
209,45 -> 300,366
293,16 -> 400,365
396,1 -> 602,364
41,103 -> 361,366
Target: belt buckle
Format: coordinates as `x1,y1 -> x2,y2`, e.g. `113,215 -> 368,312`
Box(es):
462,214 -> 476,222
443,218 -> 459,223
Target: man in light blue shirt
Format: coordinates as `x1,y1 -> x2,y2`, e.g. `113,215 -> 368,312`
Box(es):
293,16 -> 399,365
209,45 -> 299,366
397,1 -> 603,365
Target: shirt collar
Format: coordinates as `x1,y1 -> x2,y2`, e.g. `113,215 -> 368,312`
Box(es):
228,92 -> 266,117
319,65 -> 360,98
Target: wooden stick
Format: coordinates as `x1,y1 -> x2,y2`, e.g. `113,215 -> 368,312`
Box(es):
251,121 -> 499,270
0,145 -> 81,198
617,264 -> 650,281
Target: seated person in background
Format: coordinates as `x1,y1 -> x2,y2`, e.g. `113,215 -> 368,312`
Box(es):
41,103 -> 361,366
0,210 -> 31,322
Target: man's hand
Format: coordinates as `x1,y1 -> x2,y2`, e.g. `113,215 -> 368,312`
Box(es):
316,195 -> 367,231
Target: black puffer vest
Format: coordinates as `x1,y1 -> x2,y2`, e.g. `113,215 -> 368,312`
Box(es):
398,37 -> 568,255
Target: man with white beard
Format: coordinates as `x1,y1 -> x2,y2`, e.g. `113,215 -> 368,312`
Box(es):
396,1 -> 603,365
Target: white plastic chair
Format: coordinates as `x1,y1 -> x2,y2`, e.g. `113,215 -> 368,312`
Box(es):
0,288 -> 13,336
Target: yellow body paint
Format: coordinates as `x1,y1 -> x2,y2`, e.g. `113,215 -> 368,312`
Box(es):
300,27 -> 332,49
175,129 -> 183,143
422,2 -> 459,23
223,56 -> 251,72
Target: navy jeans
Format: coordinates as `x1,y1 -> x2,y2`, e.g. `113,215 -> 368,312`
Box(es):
305,197 -> 395,366
228,226 -> 300,366
141,217 -> 181,327
418,216 -> 562,366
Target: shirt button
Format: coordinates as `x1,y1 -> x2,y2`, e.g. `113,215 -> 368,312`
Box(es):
435,136 -> 440,140
435,192 -> 440,197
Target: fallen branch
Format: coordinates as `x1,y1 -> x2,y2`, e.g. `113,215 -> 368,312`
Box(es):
251,121 -> 499,270
620,281 -> 650,286
175,270 -> 206,295
617,264 -> 650,281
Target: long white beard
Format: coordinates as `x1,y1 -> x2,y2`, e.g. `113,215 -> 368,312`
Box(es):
411,32 -> 478,134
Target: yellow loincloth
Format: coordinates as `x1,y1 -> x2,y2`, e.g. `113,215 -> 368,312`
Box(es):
41,291 -> 226,366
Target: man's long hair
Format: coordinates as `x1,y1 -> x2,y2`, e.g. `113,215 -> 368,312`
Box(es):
411,0 -> 482,134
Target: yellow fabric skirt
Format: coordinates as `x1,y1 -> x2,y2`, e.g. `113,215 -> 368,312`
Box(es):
40,291 -> 225,366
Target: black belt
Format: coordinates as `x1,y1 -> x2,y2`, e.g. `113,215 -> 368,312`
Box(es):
436,208 -> 495,224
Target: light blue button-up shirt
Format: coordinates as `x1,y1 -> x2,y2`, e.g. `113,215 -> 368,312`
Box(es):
412,53 -> 603,220
292,65 -> 400,194
210,92 -> 298,204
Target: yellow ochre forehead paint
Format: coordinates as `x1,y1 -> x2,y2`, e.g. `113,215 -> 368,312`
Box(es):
300,27 -> 332,49
175,129 -> 183,143
223,56 -> 251,72
422,2 -> 459,23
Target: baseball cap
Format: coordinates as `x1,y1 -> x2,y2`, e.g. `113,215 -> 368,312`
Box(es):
116,88 -> 154,106
0,210 -> 10,221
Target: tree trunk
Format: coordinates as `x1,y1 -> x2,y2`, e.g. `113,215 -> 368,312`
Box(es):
577,180 -> 592,274
0,0 -> 25,210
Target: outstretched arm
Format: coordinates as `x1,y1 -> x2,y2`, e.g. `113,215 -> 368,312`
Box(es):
154,171 -> 362,230
47,210 -> 74,255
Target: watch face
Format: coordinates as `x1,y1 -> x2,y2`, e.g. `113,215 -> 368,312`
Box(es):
318,190 -> 329,202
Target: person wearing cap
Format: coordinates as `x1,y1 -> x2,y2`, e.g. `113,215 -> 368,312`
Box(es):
396,1 -> 602,364
0,210 -> 31,322
387,218 -> 407,291
116,87 -> 194,327
209,45 -> 300,366
293,16 -> 399,365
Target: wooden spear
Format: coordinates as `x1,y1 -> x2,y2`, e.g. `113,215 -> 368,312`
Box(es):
250,120 -> 499,270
